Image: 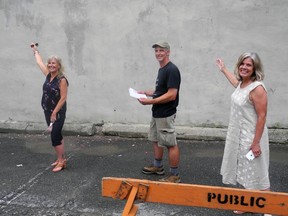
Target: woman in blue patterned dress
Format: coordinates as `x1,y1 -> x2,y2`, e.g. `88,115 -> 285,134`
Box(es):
31,43 -> 68,172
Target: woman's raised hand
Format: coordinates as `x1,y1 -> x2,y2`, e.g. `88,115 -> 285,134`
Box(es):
216,58 -> 225,72
30,42 -> 39,54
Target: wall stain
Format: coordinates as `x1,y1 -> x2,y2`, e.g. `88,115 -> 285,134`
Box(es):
137,6 -> 153,24
2,0 -> 43,35
63,0 -> 88,75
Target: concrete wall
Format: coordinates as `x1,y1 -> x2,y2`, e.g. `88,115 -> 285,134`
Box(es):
0,0 -> 288,129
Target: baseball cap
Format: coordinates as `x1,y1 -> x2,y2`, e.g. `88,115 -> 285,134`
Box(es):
152,41 -> 170,50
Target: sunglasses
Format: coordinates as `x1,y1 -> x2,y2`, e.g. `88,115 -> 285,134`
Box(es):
30,43 -> 39,48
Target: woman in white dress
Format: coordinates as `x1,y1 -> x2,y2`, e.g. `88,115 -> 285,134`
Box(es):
216,52 -> 270,215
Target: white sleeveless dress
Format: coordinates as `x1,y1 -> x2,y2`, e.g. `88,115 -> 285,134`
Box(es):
220,81 -> 270,190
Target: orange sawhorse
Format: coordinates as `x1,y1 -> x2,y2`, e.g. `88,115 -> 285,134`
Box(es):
102,177 -> 288,216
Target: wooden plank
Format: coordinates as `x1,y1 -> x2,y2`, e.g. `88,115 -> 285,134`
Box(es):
122,186 -> 138,216
102,177 -> 288,215
127,205 -> 138,216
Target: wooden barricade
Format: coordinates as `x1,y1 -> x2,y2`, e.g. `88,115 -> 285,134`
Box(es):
102,177 -> 288,216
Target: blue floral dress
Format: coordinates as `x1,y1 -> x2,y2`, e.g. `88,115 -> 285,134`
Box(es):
42,73 -> 67,114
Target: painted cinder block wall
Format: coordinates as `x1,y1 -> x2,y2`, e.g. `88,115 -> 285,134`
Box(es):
0,0 -> 287,128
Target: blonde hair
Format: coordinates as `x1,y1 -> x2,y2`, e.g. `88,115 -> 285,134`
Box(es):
47,55 -> 66,78
234,52 -> 264,81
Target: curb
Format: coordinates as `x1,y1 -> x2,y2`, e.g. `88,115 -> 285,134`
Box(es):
0,120 -> 98,136
0,121 -> 287,144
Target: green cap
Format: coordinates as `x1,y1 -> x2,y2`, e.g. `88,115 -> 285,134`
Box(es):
152,41 -> 170,50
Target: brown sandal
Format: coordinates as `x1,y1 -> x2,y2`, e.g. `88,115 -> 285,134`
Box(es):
52,159 -> 67,172
51,160 -> 59,166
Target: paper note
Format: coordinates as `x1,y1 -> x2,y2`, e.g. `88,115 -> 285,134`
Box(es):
129,88 -> 147,99
245,150 -> 255,161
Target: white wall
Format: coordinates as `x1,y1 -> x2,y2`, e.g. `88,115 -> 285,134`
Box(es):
0,0 -> 287,128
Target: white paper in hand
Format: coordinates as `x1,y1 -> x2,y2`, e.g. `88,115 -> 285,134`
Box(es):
245,150 -> 255,161
129,88 -> 147,99
43,122 -> 54,134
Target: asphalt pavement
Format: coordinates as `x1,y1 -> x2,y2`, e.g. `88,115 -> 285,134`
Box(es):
0,133 -> 287,216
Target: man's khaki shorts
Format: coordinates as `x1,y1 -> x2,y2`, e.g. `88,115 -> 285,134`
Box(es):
148,114 -> 177,147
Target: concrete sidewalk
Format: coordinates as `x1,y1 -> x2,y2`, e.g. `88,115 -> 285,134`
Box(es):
1,121 -> 288,143
0,133 -> 288,215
